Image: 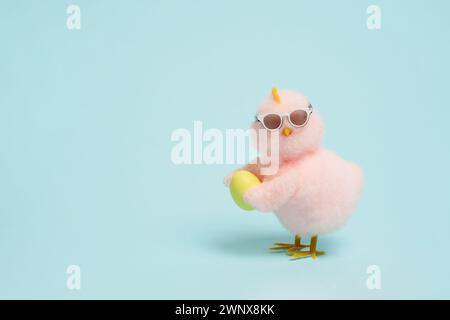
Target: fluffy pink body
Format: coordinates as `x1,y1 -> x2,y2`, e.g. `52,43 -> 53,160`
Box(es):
226,89 -> 363,237
263,149 -> 363,236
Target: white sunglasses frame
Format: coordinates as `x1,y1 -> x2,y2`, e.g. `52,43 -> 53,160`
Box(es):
255,104 -> 313,131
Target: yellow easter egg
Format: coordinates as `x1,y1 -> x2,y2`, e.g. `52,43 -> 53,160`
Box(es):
229,170 -> 261,211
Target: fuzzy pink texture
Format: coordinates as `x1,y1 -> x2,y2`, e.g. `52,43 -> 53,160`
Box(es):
226,89 -> 363,236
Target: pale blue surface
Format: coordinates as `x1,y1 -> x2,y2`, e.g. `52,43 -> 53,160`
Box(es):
1,0 -> 449,299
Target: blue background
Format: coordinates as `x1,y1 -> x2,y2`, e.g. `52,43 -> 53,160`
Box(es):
1,0 -> 449,299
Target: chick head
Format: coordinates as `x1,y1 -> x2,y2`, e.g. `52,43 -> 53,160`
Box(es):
251,88 -> 324,163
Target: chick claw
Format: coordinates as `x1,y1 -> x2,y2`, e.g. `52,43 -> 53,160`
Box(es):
272,235 -> 325,260
288,249 -> 325,260
270,243 -> 309,251
270,236 -> 309,252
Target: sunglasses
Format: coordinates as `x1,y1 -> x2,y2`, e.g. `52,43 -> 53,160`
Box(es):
255,105 -> 313,131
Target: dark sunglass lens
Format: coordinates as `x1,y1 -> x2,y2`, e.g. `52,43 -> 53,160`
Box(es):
290,110 -> 308,126
263,114 -> 282,130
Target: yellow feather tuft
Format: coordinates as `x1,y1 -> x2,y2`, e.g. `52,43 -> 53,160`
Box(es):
272,87 -> 281,104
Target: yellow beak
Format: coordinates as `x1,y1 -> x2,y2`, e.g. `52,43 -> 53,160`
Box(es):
282,127 -> 293,136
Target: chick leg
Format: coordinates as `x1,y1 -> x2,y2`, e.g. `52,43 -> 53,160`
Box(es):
309,235 -> 325,259
289,235 -> 325,260
271,235 -> 309,252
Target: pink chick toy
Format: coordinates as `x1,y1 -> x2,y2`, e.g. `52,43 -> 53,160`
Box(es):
225,88 -> 363,260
